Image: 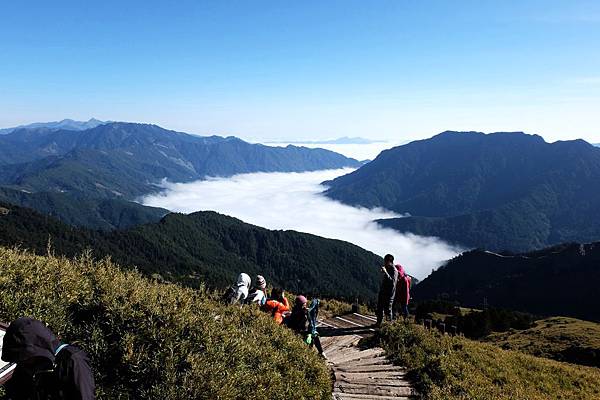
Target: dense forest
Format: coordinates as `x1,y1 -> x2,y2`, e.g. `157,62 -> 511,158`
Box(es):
413,242 -> 600,321
0,202 -> 382,301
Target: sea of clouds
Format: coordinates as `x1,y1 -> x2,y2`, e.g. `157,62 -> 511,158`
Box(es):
142,168 -> 463,280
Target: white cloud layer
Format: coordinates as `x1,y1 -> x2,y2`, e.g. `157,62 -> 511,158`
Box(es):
141,169 -> 464,280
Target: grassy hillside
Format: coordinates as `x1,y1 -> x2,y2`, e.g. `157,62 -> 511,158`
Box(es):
485,317 -> 600,368
0,247 -> 331,399
377,322 -> 600,400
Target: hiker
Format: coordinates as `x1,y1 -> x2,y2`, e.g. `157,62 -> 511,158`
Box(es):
261,288 -> 290,325
245,275 -> 267,306
0,317 -> 95,400
222,273 -> 251,305
375,254 -> 398,327
394,264 -> 412,321
285,296 -> 324,357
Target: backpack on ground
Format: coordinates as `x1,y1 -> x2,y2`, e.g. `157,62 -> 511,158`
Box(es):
220,286 -> 236,305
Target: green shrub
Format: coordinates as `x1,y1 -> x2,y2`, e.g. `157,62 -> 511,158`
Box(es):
0,247 -> 331,399
378,322 -> 600,400
318,298 -> 370,318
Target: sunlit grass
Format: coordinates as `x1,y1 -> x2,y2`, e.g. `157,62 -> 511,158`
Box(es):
485,316 -> 600,366
379,322 -> 600,400
0,247 -> 331,399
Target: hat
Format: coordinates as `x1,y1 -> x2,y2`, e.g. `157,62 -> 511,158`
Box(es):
256,275 -> 267,290
1,317 -> 59,363
295,295 -> 307,306
396,264 -> 406,277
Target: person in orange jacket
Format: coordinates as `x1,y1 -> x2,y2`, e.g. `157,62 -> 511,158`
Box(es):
262,288 -> 290,325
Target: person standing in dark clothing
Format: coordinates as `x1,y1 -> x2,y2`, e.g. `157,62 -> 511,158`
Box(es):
375,254 -> 398,327
1,317 -> 95,400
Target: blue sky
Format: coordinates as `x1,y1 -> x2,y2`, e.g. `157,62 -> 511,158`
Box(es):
1,1 -> 599,142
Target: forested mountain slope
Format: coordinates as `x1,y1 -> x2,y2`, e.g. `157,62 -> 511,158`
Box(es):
0,121 -> 359,228
0,202 -> 381,301
413,242 -> 600,320
325,131 -> 600,251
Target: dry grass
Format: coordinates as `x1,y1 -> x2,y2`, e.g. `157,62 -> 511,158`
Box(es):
0,247 -> 331,399
379,322 -> 600,400
485,316 -> 600,366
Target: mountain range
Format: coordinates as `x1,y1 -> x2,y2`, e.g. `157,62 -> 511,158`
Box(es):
0,186 -> 168,230
0,202 -> 382,301
0,121 -> 360,228
413,241 -> 600,321
0,118 -> 107,134
324,131 -> 600,251
268,136 -> 386,145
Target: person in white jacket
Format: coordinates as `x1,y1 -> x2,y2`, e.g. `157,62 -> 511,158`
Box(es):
228,273 -> 251,305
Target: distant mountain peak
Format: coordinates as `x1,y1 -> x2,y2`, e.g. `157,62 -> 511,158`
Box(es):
266,136 -> 386,145
0,121 -> 361,201
325,129 -> 600,252
0,118 -> 108,135
552,138 -> 595,149
434,130 -> 542,141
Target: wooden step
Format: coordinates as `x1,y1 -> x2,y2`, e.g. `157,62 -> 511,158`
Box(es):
334,356 -> 389,368
335,376 -> 413,387
323,335 -> 360,352
336,364 -> 407,373
334,382 -> 416,397
325,345 -> 362,358
333,393 -> 415,400
336,371 -> 408,380
329,348 -> 386,365
323,315 -> 418,399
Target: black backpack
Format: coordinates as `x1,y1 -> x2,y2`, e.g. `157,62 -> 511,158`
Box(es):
31,344 -> 95,400
220,286 -> 237,305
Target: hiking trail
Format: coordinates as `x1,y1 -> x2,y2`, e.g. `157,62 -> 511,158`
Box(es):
318,313 -> 418,400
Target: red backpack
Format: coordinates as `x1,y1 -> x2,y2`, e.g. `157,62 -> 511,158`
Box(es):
395,264 -> 411,304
